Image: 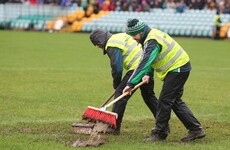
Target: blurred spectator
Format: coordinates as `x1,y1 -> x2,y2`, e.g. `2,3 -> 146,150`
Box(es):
43,0 -> 57,4
109,0 -> 116,11
162,0 -> 167,9
0,0 -> 8,3
147,0 -> 155,8
29,0 -> 36,5
115,0 -> 122,11
206,0 -> 217,10
130,0 -> 139,11
167,0 -> 177,9
175,0 -> 186,13
142,0 -> 150,11
223,1 -> 230,14
217,0 -> 225,12
81,0 -> 89,16
101,0 -> 110,11
98,0 -> 105,4
188,0 -> 205,9
93,2 -> 100,14
121,1 -> 129,11
60,0 -> 67,7
154,0 -> 166,9
75,0 -> 81,6
196,0 -> 206,9
187,0 -> 194,9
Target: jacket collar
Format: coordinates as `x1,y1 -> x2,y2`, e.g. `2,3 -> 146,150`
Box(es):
140,25 -> 151,45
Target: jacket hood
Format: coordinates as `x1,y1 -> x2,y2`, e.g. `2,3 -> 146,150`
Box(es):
89,29 -> 112,55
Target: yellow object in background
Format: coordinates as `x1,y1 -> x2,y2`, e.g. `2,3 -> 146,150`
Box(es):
220,23 -> 230,38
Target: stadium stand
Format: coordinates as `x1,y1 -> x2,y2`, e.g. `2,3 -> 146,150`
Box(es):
0,3 -> 230,38
81,8 -> 230,38
0,3 -> 82,30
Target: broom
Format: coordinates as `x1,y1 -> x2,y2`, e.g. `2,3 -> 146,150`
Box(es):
99,92 -> 115,108
82,81 -> 146,128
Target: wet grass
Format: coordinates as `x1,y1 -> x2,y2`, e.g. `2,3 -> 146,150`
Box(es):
0,30 -> 230,149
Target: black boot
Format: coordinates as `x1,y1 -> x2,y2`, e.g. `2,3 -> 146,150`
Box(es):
144,128 -> 167,142
181,129 -> 205,142
113,125 -> 120,135
144,133 -> 167,142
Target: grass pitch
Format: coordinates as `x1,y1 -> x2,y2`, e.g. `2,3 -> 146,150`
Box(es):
0,31 -> 230,149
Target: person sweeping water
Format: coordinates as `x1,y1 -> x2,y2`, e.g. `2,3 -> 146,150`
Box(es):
123,18 -> 205,142
88,29 -> 158,134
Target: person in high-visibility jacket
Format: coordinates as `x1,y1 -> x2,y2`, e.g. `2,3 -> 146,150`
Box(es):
89,29 -> 158,134
123,19 -> 205,142
214,10 -> 222,39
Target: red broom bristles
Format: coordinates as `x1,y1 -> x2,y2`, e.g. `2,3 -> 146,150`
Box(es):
82,106 -> 117,128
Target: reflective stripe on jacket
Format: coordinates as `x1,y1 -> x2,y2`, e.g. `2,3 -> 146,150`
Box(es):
105,33 -> 142,71
215,15 -> 222,27
144,29 -> 189,80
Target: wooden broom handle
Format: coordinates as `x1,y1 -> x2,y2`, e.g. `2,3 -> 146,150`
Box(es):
104,81 -> 147,108
99,92 -> 115,108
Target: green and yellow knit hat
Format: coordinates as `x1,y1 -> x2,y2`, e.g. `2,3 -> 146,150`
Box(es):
126,18 -> 145,36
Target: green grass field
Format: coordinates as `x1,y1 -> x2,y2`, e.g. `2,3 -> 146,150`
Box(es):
0,30 -> 230,149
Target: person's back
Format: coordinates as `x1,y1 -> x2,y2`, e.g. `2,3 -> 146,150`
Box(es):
105,33 -> 142,71
214,10 -> 222,39
90,29 -> 158,134
143,28 -> 189,80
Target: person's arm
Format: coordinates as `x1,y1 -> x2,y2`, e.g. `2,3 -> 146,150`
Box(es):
127,39 -> 161,88
107,47 -> 123,89
217,17 -> 222,23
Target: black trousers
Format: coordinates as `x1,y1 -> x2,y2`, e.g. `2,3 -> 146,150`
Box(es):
215,26 -> 221,39
112,70 -> 158,131
152,71 -> 202,136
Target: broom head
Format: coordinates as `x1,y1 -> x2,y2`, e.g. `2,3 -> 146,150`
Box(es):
82,106 -> 117,128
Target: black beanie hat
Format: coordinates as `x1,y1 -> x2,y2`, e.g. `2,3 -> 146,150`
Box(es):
126,18 -> 145,36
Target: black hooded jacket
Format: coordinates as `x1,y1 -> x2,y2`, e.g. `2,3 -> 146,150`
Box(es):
90,29 -> 123,89
90,29 -> 112,55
